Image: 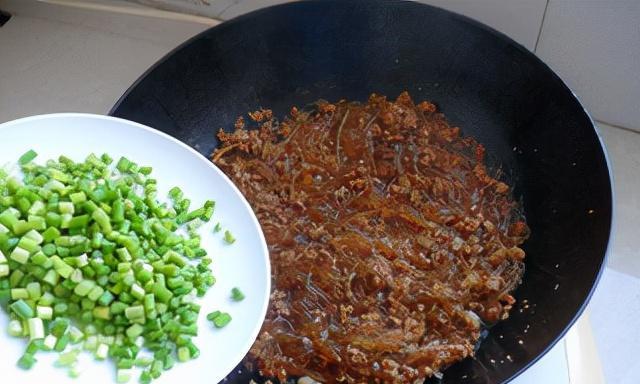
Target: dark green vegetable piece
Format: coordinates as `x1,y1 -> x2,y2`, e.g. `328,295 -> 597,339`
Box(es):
207,311 -> 231,328
206,310 -> 221,322
230,287 -> 245,302
18,150 -> 38,165
17,353 -> 37,370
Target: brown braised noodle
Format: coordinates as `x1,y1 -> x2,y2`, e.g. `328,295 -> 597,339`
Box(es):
213,92 -> 529,383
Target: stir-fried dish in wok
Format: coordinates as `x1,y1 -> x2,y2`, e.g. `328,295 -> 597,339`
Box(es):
213,92 -> 529,383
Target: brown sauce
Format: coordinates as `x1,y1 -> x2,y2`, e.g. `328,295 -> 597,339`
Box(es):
213,92 -> 528,383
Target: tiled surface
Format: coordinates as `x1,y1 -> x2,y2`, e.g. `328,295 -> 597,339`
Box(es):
597,122 -> 640,278
217,0 -> 292,20
134,0 -> 234,18
418,0 -> 547,51
0,0 -> 210,123
2,0 -> 210,46
589,268 -> 640,384
133,0 -> 289,19
536,0 -> 640,131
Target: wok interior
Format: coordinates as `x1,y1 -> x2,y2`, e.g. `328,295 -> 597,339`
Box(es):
111,1 -> 612,382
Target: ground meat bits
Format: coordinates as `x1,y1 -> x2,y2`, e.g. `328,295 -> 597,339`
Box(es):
213,92 -> 528,383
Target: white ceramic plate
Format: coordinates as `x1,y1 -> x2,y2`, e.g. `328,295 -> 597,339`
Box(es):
0,114 -> 270,384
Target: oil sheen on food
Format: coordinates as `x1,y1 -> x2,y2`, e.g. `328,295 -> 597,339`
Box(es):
213,92 -> 529,383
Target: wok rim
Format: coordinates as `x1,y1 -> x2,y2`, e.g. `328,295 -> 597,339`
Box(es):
109,0 -> 615,382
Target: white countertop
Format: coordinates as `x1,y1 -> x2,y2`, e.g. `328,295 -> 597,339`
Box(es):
2,1 -> 637,383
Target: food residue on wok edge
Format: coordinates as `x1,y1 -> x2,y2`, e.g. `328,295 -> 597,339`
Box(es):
213,92 -> 529,383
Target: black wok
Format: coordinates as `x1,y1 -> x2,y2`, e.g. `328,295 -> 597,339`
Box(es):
110,1 -> 613,382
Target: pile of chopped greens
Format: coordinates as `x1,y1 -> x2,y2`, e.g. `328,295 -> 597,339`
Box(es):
0,150 -> 238,383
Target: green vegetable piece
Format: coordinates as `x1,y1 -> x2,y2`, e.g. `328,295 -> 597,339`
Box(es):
17,353 -> 37,370
207,310 -> 232,328
18,150 -> 38,165
231,287 -> 245,302
177,347 -> 190,362
10,299 -> 34,319
211,312 -> 232,328
55,349 -> 80,367
223,230 -> 236,244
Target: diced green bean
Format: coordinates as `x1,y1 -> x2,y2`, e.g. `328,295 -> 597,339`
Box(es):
125,323 -> 143,339
55,349 -> 80,367
74,280 -> 95,296
38,291 -> 55,306
18,150 -> 38,165
10,299 -> 34,319
231,287 -> 245,302
10,247 -> 31,264
69,191 -> 87,205
54,334 -> 70,352
92,208 -> 112,234
208,311 -> 232,328
124,305 -> 144,321
0,264 -> 9,278
17,353 -> 37,370
223,230 -> 236,244
28,318 -> 45,340
11,288 -> 29,300
95,343 -> 109,360
43,334 -> 57,350
8,319 -> 24,337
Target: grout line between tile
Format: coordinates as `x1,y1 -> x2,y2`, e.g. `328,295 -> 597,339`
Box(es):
533,0 -> 550,53
217,0 -> 243,20
595,119 -> 640,136
6,11 -> 175,49
37,0 -> 219,25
